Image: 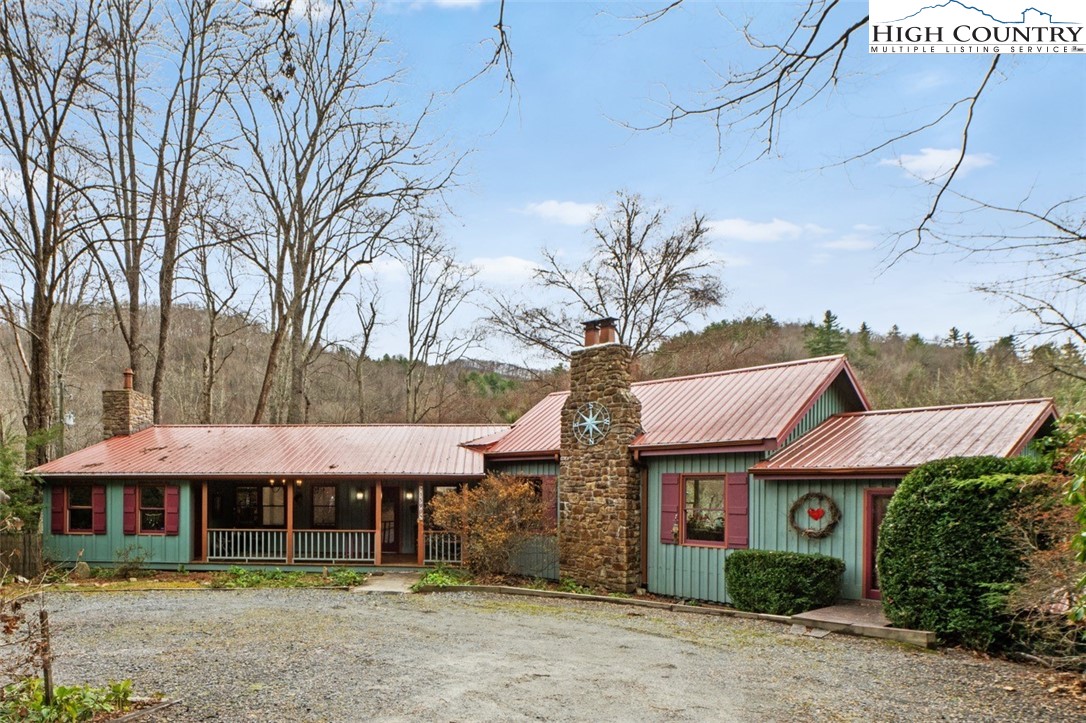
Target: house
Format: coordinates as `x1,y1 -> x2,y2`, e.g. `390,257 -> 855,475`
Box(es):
32,318 -> 1057,603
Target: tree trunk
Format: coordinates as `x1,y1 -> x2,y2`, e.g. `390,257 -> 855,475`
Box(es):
25,294 -> 53,467
251,321 -> 288,424
287,302 -> 307,423
152,235 -> 178,422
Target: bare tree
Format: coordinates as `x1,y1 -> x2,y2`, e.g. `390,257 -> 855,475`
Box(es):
398,220 -> 479,423
488,191 -> 725,360
0,0 -> 107,464
87,0 -> 255,419
626,3 -> 1086,347
340,278 -> 381,423
232,2 -> 454,423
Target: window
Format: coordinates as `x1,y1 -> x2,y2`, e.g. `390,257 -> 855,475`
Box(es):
313,485 -> 336,527
236,487 -> 259,525
683,476 -> 725,545
67,486 -> 94,532
122,484 -> 179,536
51,485 -> 106,536
139,485 -> 166,533
262,485 -> 285,526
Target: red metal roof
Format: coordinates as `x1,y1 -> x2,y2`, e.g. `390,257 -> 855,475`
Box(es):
482,356 -> 868,458
32,424 -> 508,479
751,399 -> 1057,478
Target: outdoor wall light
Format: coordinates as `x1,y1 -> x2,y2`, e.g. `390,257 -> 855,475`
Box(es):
295,479 -> 302,487
405,490 -> 414,501
355,491 -> 366,501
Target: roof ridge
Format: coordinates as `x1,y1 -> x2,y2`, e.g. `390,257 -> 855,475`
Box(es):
833,398 -> 1055,417
631,355 -> 845,387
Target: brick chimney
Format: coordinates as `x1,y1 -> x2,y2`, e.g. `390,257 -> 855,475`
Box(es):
558,317 -> 642,592
102,369 -> 154,439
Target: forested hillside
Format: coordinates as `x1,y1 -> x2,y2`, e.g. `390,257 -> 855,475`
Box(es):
3,303 -> 1081,459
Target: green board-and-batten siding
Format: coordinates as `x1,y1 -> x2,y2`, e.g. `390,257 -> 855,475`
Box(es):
42,481 -> 194,566
646,453 -> 763,603
750,477 -> 899,600
486,460 -> 559,477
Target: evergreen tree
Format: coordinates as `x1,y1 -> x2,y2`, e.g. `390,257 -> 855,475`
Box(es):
947,327 -> 962,347
887,324 -> 903,341
963,332 -> 978,362
855,322 -> 876,356
805,310 -> 847,357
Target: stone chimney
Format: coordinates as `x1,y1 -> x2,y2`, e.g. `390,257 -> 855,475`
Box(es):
558,317 -> 642,592
102,369 -> 154,439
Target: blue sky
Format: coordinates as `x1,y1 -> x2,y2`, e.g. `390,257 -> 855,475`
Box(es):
360,0 -> 1084,362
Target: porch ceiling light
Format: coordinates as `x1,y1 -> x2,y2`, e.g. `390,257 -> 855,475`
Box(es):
355,491 -> 365,501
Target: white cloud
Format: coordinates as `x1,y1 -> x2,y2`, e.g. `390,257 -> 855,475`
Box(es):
706,218 -> 829,243
522,200 -> 600,226
470,255 -> 538,284
820,235 -> 876,252
852,223 -> 880,233
880,147 -> 996,181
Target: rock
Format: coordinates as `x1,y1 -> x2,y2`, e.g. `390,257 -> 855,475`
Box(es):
70,561 -> 91,579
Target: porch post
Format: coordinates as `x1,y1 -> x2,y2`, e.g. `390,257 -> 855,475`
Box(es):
416,483 -> 424,566
374,483 -> 383,566
285,481 -> 294,564
200,482 -> 209,562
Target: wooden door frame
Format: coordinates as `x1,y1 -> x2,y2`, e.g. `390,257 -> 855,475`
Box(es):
862,487 -> 897,600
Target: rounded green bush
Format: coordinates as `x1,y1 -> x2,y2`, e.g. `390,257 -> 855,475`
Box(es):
725,550 -> 845,615
877,455 -> 1047,650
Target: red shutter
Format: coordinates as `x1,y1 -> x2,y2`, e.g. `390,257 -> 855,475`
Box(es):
540,476 -> 557,530
123,486 -> 137,535
50,487 -> 65,534
92,485 -> 107,534
725,472 -> 749,549
164,485 -> 180,536
660,473 -> 681,544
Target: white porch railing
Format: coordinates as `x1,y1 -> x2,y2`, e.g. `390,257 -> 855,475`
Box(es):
293,530 -> 375,563
424,531 -> 462,564
207,529 -> 287,562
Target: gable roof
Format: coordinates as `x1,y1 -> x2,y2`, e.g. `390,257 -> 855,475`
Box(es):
480,356 -> 868,459
751,398 -> 1057,478
32,424 -> 508,479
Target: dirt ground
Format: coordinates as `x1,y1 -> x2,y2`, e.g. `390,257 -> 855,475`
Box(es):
43,589 -> 1085,722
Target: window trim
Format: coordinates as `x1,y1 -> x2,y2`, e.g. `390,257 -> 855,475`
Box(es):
138,483 -> 167,535
680,474 -> 727,548
65,485 -> 95,534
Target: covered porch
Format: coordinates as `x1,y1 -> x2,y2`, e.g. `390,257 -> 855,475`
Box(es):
193,479 -> 463,567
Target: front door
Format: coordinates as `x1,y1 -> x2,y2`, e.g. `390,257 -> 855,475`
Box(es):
863,488 -> 896,600
381,487 -> 399,553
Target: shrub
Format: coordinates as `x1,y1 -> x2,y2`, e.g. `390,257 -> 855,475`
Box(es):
412,564 -> 469,590
0,677 -> 134,722
724,550 -> 844,615
427,474 -> 549,577
877,455 -> 1047,650
114,544 -> 148,578
328,568 -> 366,587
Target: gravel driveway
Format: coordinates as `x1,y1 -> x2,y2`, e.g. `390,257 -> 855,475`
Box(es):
42,589 -> 1082,722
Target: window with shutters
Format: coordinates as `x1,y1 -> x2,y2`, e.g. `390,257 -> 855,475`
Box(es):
66,485 -> 94,532
683,476 -> 726,546
139,484 -> 167,533
660,472 -> 748,550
